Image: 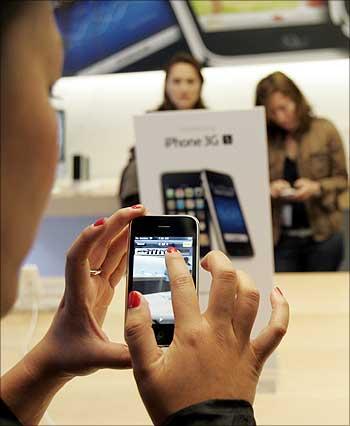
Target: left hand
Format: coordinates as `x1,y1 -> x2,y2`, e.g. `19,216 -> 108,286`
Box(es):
23,206 -> 146,381
291,178 -> 321,202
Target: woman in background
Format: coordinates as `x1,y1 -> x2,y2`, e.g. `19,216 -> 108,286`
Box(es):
256,71 -> 348,272
118,52 -> 206,207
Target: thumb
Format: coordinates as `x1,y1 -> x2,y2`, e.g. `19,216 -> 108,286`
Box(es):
125,292 -> 161,373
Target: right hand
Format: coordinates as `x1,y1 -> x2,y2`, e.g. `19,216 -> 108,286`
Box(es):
125,250 -> 289,425
270,179 -> 291,199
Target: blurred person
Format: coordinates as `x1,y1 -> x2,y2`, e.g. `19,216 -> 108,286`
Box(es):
118,52 -> 206,208
1,2 -> 289,425
256,71 -> 348,272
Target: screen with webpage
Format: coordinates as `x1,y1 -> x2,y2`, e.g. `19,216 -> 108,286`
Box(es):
132,236 -> 193,324
190,0 -> 327,32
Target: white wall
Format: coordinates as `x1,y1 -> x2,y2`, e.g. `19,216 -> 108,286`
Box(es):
55,58 -> 349,181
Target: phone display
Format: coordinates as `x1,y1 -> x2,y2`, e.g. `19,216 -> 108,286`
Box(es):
191,0 -> 328,32
55,0 -> 181,75
201,170 -> 254,257
126,215 -> 199,346
171,0 -> 348,61
161,172 -> 211,258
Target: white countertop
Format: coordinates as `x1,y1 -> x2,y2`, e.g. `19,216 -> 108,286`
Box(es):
46,178 -> 120,216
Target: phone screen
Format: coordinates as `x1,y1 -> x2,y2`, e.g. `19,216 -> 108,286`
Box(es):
177,0 -> 347,57
210,184 -> 249,243
190,0 -> 328,33
161,173 -> 211,258
127,216 -> 198,346
132,236 -> 193,322
202,170 -> 254,257
55,0 -> 180,75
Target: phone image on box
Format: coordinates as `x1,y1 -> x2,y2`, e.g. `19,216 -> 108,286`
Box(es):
170,0 -> 348,65
55,0 -> 182,76
161,172 -> 211,258
126,215 -> 199,347
201,170 -> 254,257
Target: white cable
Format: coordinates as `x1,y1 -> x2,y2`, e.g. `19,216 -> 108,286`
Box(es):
21,267 -> 55,426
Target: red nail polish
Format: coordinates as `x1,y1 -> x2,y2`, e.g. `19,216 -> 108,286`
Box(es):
274,286 -> 283,296
128,291 -> 141,308
167,246 -> 177,253
131,204 -> 143,209
93,218 -> 105,227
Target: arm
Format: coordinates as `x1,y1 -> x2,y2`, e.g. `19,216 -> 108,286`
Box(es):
293,123 -> 348,203
319,121 -> 348,194
1,206 -> 146,425
0,349 -> 70,425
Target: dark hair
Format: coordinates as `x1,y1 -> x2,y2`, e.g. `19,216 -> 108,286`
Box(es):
0,1 -> 26,33
157,52 -> 206,111
255,71 -> 313,141
1,1 -> 72,34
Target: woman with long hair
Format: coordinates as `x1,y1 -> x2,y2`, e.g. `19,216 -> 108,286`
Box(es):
256,71 -> 348,272
119,52 -> 206,207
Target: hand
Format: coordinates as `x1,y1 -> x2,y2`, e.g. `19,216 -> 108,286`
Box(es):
125,250 -> 289,425
24,206 -> 146,381
270,179 -> 291,199
291,178 -> 321,201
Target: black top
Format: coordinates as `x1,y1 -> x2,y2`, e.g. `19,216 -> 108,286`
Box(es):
0,399 -> 21,426
0,398 -> 255,426
283,157 -> 310,229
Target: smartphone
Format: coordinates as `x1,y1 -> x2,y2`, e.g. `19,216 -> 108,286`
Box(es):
170,0 -> 348,65
126,215 -> 199,347
161,172 -> 211,258
280,187 -> 297,197
55,0 -> 182,76
201,170 -> 254,257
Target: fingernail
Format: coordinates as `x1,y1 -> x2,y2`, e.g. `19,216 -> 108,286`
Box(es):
131,204 -> 143,209
93,218 -> 105,227
128,291 -> 141,308
274,286 -> 284,296
166,246 -> 178,253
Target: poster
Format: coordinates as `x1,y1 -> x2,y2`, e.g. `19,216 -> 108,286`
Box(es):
134,108 -> 274,341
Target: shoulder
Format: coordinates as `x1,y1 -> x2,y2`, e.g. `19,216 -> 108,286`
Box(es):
309,117 -> 339,135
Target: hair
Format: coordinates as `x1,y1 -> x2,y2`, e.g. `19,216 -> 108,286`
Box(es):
255,71 -> 313,141
0,1 -> 26,33
157,52 -> 206,111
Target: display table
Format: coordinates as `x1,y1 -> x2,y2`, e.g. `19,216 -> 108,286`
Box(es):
1,272 -> 349,425
47,178 -> 119,216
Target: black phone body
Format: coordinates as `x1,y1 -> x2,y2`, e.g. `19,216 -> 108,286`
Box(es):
201,170 -> 254,257
126,215 -> 199,347
170,0 -> 348,64
161,172 -> 211,258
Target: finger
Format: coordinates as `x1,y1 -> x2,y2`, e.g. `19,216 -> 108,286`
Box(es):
232,270 -> 260,345
125,292 -> 162,372
293,179 -> 304,188
201,250 -> 238,323
89,206 -> 146,269
251,286 -> 289,365
165,249 -> 201,328
100,226 -> 128,277
93,341 -> 132,369
65,222 -> 107,300
109,253 -> 127,287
